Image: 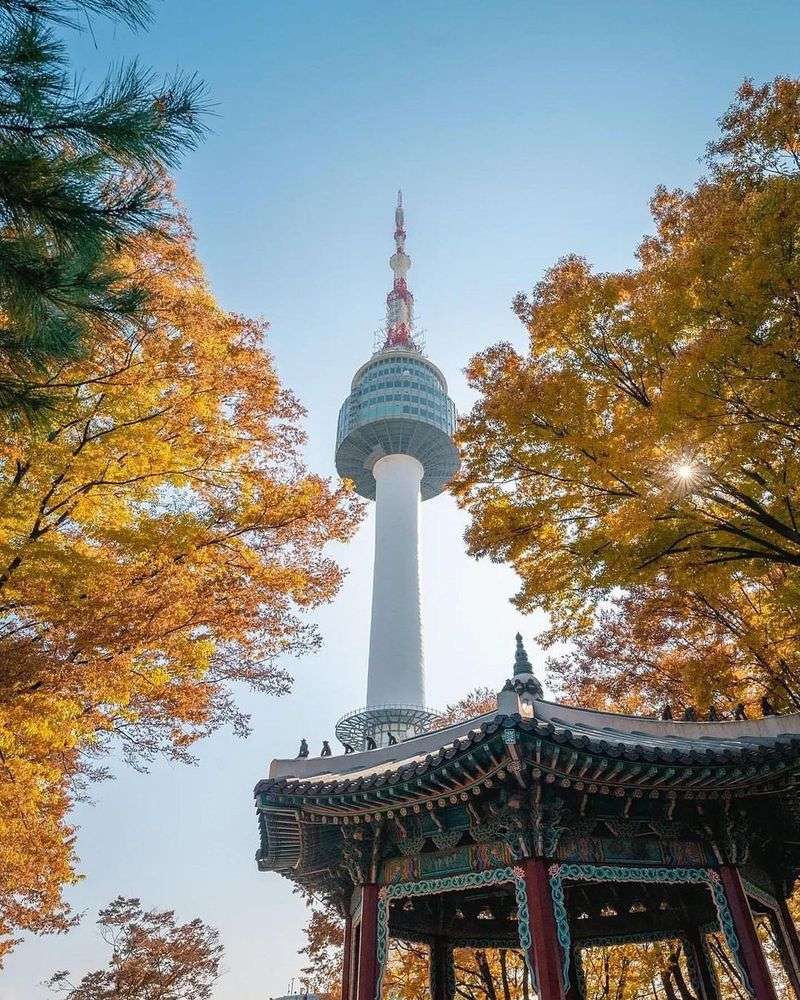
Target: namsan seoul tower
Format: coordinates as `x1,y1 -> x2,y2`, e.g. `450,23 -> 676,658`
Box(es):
334,193 -> 459,750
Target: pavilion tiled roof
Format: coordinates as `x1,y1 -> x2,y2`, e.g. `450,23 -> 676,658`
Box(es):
253,700 -> 800,884
255,702 -> 800,801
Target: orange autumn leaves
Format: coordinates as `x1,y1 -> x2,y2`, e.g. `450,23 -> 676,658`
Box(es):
455,78 -> 800,716
0,209 -> 362,956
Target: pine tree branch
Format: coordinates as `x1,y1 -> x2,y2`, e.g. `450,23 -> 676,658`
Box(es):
0,0 -> 150,30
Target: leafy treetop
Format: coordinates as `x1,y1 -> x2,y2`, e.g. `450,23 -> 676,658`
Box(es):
48,896 -> 223,1000
454,77 -> 800,715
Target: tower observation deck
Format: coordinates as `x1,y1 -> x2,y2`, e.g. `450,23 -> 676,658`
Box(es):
335,193 -> 459,751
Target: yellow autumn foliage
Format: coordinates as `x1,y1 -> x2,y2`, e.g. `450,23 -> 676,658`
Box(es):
455,78 -> 800,715
0,206 -> 362,957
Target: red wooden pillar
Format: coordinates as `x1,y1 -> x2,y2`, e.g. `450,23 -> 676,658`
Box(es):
356,884 -> 380,1000
718,865 -> 778,1000
775,899 -> 800,999
341,913 -> 354,1000
522,857 -> 567,1000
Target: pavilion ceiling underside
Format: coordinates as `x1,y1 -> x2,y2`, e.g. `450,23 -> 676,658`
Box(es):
384,882 -> 721,946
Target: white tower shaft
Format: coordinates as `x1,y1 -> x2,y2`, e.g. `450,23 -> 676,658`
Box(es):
366,454 -> 425,712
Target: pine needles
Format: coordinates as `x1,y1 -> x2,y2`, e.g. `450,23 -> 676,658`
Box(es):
0,0 -> 208,423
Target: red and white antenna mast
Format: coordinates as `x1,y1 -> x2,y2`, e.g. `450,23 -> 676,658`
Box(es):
383,189 -> 418,351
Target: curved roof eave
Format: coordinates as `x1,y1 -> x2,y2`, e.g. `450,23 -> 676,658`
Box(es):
255,703 -> 800,800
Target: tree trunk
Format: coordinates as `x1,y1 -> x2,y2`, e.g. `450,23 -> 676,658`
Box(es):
707,938 -> 749,1000
669,948 -> 698,1000
474,951 -> 498,1000
661,969 -> 679,1000
615,955 -> 630,1000
499,950 -> 512,1000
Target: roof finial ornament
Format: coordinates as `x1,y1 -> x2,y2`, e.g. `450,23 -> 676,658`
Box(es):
496,632 -> 543,716
514,632 -> 532,676
513,632 -> 543,699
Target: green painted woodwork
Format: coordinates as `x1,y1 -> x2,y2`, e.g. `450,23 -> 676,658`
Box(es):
375,867 -> 536,1000
547,863 -> 752,995
382,841 -> 513,884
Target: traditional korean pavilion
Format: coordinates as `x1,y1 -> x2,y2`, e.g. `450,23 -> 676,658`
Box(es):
254,638 -> 800,1000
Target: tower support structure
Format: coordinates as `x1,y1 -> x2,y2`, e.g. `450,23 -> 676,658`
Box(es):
366,454 -> 424,712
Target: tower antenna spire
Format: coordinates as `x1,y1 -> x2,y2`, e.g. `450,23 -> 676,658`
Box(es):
385,189 -> 416,350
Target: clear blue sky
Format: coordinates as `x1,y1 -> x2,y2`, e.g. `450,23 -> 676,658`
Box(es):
2,2 -> 798,997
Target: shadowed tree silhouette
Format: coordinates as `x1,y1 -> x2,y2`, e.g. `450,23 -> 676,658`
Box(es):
48,896 -> 223,1000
